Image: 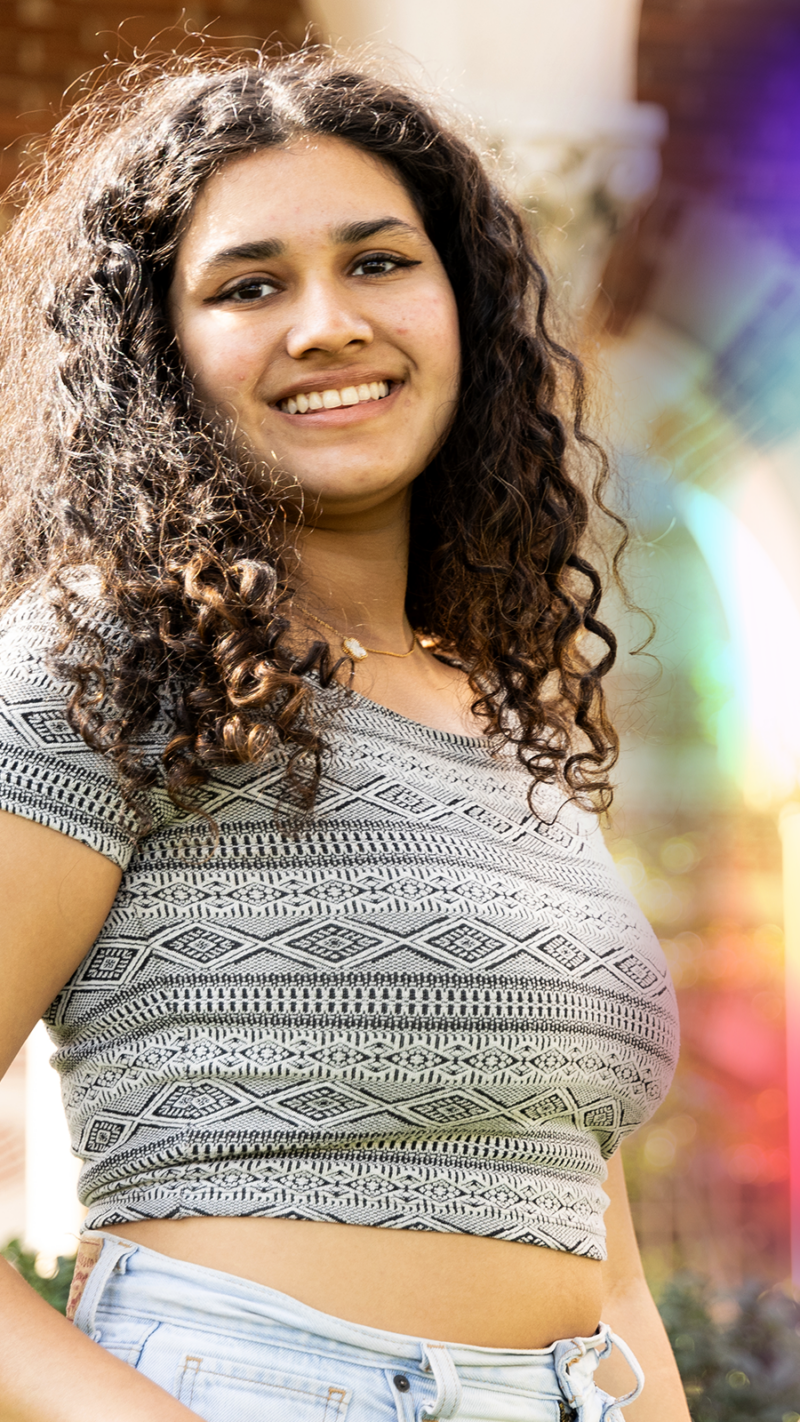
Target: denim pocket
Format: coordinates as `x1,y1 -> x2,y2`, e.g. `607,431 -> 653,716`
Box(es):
176,1352 -> 351,1421
94,1316 -> 161,1369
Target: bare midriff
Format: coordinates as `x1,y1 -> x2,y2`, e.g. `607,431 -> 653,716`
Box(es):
100,1218 -> 603,1348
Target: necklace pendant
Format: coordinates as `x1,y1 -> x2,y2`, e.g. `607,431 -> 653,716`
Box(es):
341,635 -> 368,661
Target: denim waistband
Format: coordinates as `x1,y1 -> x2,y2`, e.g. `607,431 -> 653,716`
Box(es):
70,1230 -> 645,1420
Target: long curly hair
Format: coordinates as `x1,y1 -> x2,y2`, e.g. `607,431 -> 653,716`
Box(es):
0,48 -> 623,825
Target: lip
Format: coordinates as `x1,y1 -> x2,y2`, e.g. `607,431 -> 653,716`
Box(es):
271,378 -> 403,426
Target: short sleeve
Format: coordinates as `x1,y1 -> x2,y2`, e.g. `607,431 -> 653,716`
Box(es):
0,588 -> 142,869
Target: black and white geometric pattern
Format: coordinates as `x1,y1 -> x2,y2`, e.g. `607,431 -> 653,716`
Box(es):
0,592 -> 679,1260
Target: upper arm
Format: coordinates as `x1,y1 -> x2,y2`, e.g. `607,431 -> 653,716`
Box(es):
0,808 -> 122,1076
602,1149 -> 648,1296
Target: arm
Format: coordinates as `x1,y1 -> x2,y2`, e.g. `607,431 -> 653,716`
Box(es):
593,1150 -> 691,1422
0,810 -> 199,1422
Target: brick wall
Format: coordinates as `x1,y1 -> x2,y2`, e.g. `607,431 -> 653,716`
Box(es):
0,0 -> 308,193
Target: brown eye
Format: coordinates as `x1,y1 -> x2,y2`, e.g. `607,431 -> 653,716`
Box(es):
222,278 -> 279,303
351,254 -> 418,277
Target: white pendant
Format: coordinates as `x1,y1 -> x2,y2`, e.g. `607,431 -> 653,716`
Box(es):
342,636 -> 368,661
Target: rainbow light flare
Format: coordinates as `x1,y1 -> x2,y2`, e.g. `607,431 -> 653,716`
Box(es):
677,484 -> 800,810
780,806 -> 800,1283
602,3 -> 800,1289
678,481 -> 800,1279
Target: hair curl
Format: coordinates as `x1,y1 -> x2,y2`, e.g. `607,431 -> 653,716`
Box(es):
0,48 -> 624,825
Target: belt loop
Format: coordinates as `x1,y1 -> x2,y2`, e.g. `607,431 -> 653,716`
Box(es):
602,1329 -> 645,1410
68,1233 -> 138,1341
420,1341 -> 463,1419
554,1324 -> 644,1420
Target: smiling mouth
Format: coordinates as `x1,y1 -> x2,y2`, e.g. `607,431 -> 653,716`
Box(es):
277,380 -> 393,414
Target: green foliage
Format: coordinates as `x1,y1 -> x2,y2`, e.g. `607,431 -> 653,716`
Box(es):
0,1237 -> 76,1315
659,1275 -> 800,1421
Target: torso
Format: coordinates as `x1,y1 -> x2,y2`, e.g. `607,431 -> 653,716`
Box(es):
102,1215 -> 604,1347
0,606 -> 677,1348
105,650 -> 605,1346
108,650 -> 604,1345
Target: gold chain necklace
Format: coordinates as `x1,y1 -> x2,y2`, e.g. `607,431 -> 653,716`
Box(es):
299,607 -> 417,662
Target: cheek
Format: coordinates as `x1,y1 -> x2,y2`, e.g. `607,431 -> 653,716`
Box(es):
182,323 -> 263,400
393,291 -> 460,384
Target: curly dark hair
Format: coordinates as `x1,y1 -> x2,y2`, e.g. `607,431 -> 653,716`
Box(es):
0,48 -> 624,825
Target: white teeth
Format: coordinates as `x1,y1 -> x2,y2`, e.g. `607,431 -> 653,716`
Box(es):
280,380 -> 393,413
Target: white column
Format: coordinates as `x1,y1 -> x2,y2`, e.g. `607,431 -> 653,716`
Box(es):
308,0 -> 643,109
24,1023 -> 82,1266
306,0 -> 664,309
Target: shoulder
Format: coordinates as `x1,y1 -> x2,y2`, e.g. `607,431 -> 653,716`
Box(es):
0,574 -> 149,869
0,572 -> 138,727
523,774 -> 615,863
0,570 -> 128,668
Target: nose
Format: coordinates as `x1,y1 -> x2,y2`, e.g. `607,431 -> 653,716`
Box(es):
285,278 -> 373,360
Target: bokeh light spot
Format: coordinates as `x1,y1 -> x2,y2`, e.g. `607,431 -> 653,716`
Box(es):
757,1087 -> 788,1121
726,1144 -> 766,1183
644,1131 -> 677,1169
726,1371 -> 750,1389
660,836 -> 702,874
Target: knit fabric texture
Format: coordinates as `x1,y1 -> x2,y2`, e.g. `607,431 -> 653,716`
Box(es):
0,591 -> 679,1259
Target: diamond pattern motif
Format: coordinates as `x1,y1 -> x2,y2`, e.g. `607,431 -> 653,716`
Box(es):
0,592 -> 680,1260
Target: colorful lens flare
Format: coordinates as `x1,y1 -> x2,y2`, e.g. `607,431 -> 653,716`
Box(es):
598,0 -> 800,1296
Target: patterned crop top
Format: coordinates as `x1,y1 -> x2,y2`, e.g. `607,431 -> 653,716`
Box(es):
0,591 -> 679,1260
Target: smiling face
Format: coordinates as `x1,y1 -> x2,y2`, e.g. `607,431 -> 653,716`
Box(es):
168,136 -> 461,519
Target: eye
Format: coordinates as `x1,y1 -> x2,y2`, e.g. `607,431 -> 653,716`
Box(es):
219,277 -> 280,303
351,253 -> 419,278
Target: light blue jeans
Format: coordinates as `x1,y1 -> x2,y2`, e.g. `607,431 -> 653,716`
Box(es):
72,1231 -> 644,1422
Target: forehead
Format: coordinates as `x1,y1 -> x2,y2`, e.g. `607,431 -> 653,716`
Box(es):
176,136 -> 421,265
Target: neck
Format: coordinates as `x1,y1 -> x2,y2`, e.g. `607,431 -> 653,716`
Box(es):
295,491 -> 412,645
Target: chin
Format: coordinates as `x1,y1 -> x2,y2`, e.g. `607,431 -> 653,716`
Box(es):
281,466 -> 415,507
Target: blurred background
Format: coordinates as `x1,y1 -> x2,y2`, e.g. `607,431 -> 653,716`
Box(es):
1,0 -> 799,1410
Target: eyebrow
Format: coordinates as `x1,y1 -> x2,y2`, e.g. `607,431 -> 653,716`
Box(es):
332,217 -> 420,244
200,217 -> 421,272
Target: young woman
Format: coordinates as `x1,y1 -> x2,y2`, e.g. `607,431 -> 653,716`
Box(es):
0,53 -> 687,1422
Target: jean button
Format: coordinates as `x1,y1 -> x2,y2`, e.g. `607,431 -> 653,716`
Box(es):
393,1374 -> 411,1392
